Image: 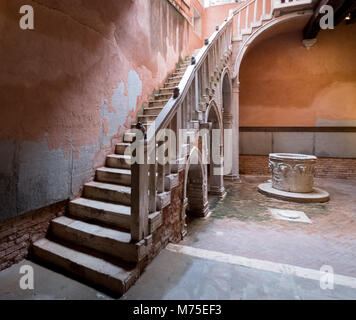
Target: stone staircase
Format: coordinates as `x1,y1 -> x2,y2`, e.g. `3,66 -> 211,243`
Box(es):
135,55 -> 192,130
31,56 -> 193,296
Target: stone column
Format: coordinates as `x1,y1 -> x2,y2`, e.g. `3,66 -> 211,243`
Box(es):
224,80 -> 240,180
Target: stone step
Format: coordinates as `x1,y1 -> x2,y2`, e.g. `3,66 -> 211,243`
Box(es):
131,122 -> 152,132
96,167 -> 131,186
106,154 -> 131,170
176,66 -> 188,72
179,62 -> 190,68
159,87 -> 175,94
148,211 -> 162,234
165,81 -> 180,88
169,72 -> 185,78
165,173 -> 179,191
69,197 -> 131,230
154,93 -> 172,100
166,77 -> 182,84
50,216 -> 145,263
32,239 -> 139,295
143,107 -> 163,116
149,99 -> 169,107
115,143 -> 131,155
123,132 -> 136,143
157,191 -> 171,210
83,181 -> 131,206
137,114 -> 157,123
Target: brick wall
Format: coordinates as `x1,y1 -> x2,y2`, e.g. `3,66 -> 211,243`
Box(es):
0,201 -> 66,271
239,155 -> 356,179
239,155 -> 270,176
148,171 -> 185,263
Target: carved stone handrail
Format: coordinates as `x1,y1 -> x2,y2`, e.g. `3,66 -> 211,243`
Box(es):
146,18 -> 234,145
131,0 -> 309,242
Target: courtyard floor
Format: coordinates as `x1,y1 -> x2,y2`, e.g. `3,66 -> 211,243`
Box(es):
1,175 -> 356,300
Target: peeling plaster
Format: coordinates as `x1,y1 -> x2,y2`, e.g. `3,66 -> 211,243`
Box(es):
102,70 -> 142,147
0,0 -> 202,221
17,140 -> 71,215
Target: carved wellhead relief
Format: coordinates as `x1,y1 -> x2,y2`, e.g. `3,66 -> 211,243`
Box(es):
269,153 -> 317,193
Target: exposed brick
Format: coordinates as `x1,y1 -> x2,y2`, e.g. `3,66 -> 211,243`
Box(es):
15,234 -> 30,244
0,261 -> 11,272
240,155 -> 356,180
0,229 -> 13,240
147,170 -> 185,265
0,200 -> 66,272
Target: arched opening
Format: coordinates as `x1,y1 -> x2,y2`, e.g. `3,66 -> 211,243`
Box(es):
221,70 -> 235,179
183,148 -> 209,221
222,72 -> 232,116
238,16 -> 356,177
207,101 -> 225,196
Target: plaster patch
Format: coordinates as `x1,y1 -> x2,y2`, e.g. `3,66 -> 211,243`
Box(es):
71,144 -> 98,196
102,70 -> 142,147
17,140 -> 71,214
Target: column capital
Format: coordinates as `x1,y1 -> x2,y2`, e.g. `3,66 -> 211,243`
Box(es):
232,80 -> 240,93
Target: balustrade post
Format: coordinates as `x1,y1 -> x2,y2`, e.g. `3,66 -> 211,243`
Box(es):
148,160 -> 157,213
157,138 -> 165,194
246,5 -> 249,30
228,81 -> 240,180
254,0 -> 257,24
237,11 -> 241,38
131,135 -> 149,242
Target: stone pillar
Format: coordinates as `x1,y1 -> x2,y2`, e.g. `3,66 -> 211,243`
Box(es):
224,81 -> 240,180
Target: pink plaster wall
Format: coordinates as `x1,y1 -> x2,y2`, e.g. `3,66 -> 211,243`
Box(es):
0,0 -> 203,219
202,3 -> 241,39
1,0 -> 202,155
240,23 -> 356,127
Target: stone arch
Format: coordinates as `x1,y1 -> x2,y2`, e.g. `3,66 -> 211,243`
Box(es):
220,67 -> 232,116
182,147 -> 209,219
220,67 -> 236,179
227,10 -> 313,181
233,11 -> 313,81
206,100 -> 225,196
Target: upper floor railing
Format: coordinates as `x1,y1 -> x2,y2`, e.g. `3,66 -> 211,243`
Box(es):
274,0 -> 313,10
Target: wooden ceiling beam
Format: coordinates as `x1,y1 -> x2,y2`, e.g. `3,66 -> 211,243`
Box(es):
303,0 -> 347,39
